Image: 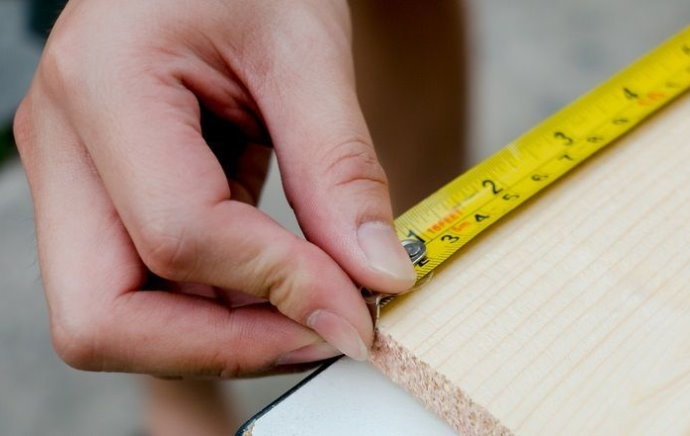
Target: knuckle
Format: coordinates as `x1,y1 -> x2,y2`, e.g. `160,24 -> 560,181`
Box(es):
262,250 -> 304,311
39,33 -> 84,93
323,137 -> 389,192
137,217 -> 197,281
196,314 -> 258,378
263,244 -> 319,320
50,311 -> 104,372
265,272 -> 300,316
12,100 -> 34,155
209,315 -> 255,378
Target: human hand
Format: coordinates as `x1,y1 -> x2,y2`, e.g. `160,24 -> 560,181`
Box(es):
14,0 -> 417,377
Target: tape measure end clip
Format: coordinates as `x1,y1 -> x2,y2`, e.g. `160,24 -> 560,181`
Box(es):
362,239 -> 427,326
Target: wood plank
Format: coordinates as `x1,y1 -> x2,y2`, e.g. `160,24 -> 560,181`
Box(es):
370,92 -> 690,435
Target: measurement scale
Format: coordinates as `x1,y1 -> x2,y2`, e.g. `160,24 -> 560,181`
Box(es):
365,25 -> 690,322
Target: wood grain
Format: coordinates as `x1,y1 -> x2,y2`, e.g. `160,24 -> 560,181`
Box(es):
370,92 -> 690,435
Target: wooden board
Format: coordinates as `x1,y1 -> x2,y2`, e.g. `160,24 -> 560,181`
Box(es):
370,92 -> 690,435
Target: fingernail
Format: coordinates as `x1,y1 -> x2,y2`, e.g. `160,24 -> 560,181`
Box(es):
276,342 -> 341,366
357,222 -> 417,286
307,310 -> 369,361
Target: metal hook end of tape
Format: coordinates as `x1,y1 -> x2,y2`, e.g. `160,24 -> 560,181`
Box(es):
362,239 -> 427,326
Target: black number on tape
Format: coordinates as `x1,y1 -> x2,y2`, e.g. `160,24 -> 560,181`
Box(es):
475,213 -> 490,222
482,179 -> 503,195
441,234 -> 460,243
554,131 -> 574,145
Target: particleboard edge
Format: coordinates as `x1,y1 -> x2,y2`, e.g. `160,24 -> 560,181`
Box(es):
371,332 -> 514,436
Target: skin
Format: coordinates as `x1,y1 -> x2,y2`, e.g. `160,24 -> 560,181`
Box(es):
14,0 -> 420,379
16,1 -> 465,433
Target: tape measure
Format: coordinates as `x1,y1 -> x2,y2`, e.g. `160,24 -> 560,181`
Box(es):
394,25 -> 690,284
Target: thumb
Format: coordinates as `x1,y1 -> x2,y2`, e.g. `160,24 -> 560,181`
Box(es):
254,36 -> 417,294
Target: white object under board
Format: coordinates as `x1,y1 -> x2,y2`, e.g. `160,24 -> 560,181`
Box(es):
237,358 -> 456,436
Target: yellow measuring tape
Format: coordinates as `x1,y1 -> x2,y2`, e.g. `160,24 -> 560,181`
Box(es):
395,25 -> 690,282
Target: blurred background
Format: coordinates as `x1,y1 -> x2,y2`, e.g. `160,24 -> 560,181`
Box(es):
1,0 -> 690,434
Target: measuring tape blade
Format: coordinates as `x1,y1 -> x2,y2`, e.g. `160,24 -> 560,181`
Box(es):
395,25 -> 690,282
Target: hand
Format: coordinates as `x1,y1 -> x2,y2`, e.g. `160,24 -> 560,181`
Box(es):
14,0 -> 417,377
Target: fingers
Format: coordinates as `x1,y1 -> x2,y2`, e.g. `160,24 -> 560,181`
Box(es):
251,25 -> 417,294
15,97 -> 341,376
78,294 -> 343,376
53,70 -> 372,360
18,0 -> 419,377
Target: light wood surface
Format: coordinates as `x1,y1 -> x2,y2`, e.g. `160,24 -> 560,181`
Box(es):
370,92 -> 690,435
